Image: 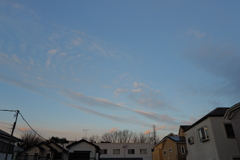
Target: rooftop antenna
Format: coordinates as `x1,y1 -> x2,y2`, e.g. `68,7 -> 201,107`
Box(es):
83,129 -> 89,138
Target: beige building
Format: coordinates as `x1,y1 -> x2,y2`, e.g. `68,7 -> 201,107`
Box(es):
184,107 -> 240,160
152,126 -> 189,160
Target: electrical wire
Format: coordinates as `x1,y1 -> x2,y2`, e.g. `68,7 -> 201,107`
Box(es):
18,112 -> 47,141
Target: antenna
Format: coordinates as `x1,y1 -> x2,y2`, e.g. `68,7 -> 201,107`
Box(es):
83,129 -> 89,138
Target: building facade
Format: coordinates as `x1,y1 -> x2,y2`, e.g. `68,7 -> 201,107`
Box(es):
97,142 -> 152,160
184,107 -> 240,160
0,129 -> 22,160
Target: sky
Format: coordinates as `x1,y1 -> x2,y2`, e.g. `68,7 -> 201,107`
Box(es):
0,0 -> 240,140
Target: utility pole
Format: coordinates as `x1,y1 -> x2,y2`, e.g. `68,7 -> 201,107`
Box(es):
5,110 -> 19,160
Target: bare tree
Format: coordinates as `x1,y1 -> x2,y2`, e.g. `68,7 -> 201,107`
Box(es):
88,135 -> 100,143
100,129 -> 158,144
17,132 -> 43,149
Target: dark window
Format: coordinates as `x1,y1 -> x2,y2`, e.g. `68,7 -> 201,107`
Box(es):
188,137 -> 194,145
34,153 -> 38,160
225,123 -> 235,138
181,146 -> 185,154
0,141 -> 4,152
113,149 -> 120,154
101,149 -> 107,154
198,126 -> 209,142
140,149 -> 147,154
54,152 -> 62,159
163,150 -> 166,155
128,149 -> 135,154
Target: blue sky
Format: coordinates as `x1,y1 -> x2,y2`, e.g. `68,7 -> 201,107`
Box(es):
0,0 -> 239,140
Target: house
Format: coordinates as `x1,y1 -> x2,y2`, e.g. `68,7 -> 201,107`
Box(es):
184,107 -> 240,160
161,136 -> 187,160
152,133 -> 175,160
96,142 -> 152,160
18,140 -> 68,160
0,129 -> 22,160
152,125 -> 189,160
224,102 -> 240,152
66,139 -> 100,160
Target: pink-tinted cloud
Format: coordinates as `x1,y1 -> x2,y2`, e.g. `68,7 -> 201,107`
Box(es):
18,127 -> 31,132
144,129 -> 151,134
114,88 -> 128,95
108,128 -> 118,133
133,82 -> 146,88
156,126 -> 166,130
48,49 -> 57,54
131,88 -> 142,92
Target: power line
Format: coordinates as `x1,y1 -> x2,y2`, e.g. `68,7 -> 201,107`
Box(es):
0,110 -> 17,112
18,112 -> 47,141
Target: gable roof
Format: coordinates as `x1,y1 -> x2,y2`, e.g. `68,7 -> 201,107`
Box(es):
184,107 -> 229,132
48,140 -> 68,152
21,140 -> 67,154
224,102 -> 240,120
66,139 -> 100,150
153,133 -> 176,148
0,129 -> 21,142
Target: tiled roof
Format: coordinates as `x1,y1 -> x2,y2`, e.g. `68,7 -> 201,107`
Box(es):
180,125 -> 190,131
184,107 -> 229,132
169,136 -> 186,143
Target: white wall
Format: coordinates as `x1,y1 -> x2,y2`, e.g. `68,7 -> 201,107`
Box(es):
96,143 -> 152,160
185,118 -> 219,160
185,117 -> 240,160
210,117 -> 240,159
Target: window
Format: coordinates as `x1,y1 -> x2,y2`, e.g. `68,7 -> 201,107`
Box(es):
188,137 -> 194,145
140,149 -> 147,154
113,149 -> 120,154
0,141 -> 3,152
225,123 -> 235,138
181,146 -> 185,154
169,148 -> 172,152
198,126 -> 209,142
163,150 -> 167,155
101,149 -> 107,154
128,149 -> 135,154
54,152 -> 62,159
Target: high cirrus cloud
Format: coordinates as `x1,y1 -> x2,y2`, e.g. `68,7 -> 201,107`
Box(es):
65,103 -> 151,127
61,89 -> 127,110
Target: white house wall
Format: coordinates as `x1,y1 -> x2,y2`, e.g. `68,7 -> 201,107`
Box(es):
210,117 -> 240,159
185,118 -> 219,160
96,143 -> 152,160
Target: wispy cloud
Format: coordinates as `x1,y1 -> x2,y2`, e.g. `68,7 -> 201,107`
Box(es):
187,29 -> 205,38
132,109 -> 182,126
114,88 -> 129,95
66,103 -> 151,127
61,89 -> 127,110
0,74 -> 46,96
186,43 -> 240,103
108,128 -> 118,133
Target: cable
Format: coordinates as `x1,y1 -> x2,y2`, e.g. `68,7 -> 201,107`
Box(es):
0,110 -> 17,112
18,112 -> 47,141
